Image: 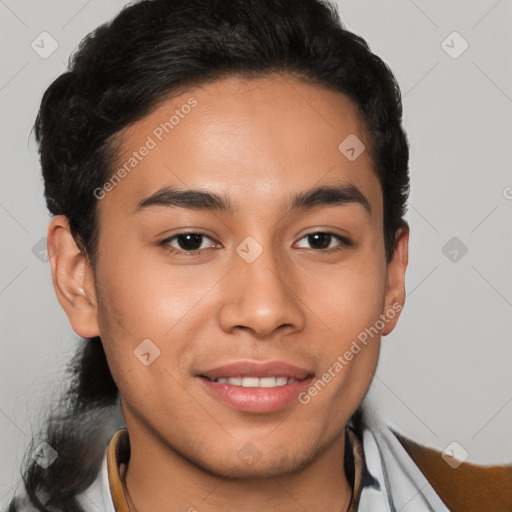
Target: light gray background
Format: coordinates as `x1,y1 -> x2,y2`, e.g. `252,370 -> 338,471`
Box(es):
1,0 -> 511,507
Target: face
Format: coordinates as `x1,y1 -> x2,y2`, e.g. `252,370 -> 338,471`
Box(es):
54,74 -> 407,478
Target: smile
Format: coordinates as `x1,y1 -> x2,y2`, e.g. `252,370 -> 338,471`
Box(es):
206,376 -> 299,387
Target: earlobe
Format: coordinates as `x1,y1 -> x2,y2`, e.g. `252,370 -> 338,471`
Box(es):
47,216 -> 100,338
382,225 -> 409,336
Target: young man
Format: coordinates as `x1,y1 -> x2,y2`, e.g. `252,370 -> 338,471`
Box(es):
8,1 -> 511,511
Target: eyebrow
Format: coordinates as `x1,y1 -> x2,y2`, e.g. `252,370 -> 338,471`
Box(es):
135,183 -> 371,215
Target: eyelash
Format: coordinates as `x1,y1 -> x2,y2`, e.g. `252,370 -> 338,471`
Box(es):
160,231 -> 352,255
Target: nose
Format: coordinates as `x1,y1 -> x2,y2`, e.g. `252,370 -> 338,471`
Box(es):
218,243 -> 306,339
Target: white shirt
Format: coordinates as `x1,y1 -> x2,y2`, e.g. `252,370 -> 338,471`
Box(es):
10,404 -> 449,511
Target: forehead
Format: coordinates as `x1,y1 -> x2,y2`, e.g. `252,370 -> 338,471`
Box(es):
99,74 -> 381,219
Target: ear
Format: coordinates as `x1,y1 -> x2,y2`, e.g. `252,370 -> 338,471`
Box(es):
381,224 -> 409,336
47,216 -> 100,338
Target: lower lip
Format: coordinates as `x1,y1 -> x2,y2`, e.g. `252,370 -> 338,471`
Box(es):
198,377 -> 313,413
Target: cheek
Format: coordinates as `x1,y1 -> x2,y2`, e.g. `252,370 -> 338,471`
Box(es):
306,254 -> 387,343
300,250 -> 386,403
95,249 -> 202,336
93,250 -> 221,388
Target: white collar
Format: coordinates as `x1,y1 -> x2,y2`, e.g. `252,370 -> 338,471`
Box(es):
78,404 -> 449,512
355,404 -> 449,511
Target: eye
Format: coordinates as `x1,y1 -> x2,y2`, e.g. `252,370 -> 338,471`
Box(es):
161,232 -> 219,253
295,232 -> 352,251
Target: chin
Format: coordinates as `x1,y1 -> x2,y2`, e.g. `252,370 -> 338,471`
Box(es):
182,439 -> 323,480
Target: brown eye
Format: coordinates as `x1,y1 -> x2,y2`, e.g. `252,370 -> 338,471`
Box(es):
295,232 -> 351,250
162,232 -> 217,253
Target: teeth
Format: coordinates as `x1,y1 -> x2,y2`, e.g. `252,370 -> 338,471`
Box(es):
211,376 -> 298,388
259,377 -> 278,388
242,377 -> 260,387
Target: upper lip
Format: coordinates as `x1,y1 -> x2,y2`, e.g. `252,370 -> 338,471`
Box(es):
198,361 -> 313,381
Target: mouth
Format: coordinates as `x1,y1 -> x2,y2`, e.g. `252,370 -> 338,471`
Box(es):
196,361 -> 314,414
202,376 -> 300,387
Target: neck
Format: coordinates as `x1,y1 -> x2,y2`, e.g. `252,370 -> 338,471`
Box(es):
121,426 -> 353,512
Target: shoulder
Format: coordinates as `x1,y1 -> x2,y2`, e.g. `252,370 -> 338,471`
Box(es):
394,431 -> 512,512
4,494 -> 39,512
351,403 -> 512,510
5,442 -> 115,512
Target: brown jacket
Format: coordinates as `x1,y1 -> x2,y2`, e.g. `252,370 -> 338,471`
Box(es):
395,433 -> 512,511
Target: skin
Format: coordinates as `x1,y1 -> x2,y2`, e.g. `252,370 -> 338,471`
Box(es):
48,74 -> 408,512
